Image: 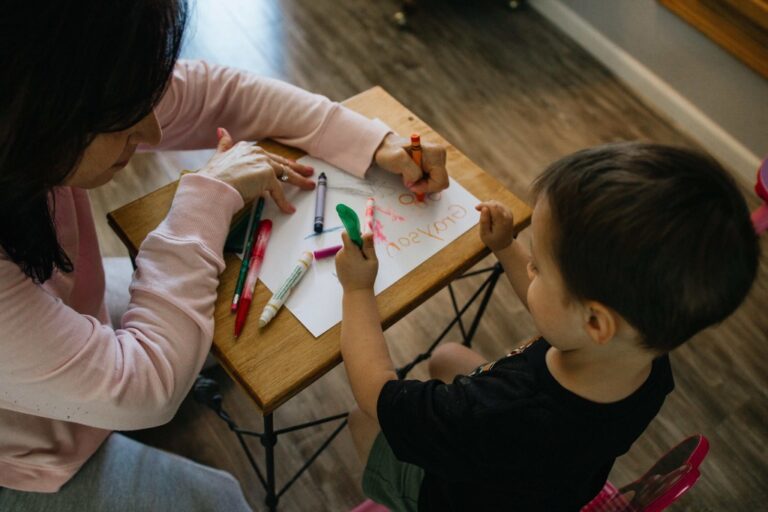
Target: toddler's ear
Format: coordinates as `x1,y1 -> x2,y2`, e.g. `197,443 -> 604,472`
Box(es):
583,301 -> 617,346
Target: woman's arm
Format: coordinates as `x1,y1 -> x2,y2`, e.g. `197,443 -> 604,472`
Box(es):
150,60 -> 390,177
0,174 -> 243,430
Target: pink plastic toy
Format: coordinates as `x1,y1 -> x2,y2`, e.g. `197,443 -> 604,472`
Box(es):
752,157 -> 768,234
350,500 -> 389,512
582,435 -> 710,512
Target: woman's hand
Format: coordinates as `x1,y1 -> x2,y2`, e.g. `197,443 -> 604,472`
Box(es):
198,127 -> 315,212
476,201 -> 515,252
335,232 -> 379,292
374,133 -> 449,194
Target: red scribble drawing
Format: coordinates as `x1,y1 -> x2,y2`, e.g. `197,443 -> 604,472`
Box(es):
375,205 -> 406,222
373,219 -> 388,243
398,191 -> 442,207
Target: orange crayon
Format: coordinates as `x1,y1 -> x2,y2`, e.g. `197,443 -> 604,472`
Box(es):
409,133 -> 426,202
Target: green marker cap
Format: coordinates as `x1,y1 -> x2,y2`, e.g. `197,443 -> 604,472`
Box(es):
336,203 -> 363,247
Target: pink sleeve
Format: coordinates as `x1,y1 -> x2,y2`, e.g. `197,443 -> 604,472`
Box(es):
151,60 -> 391,177
0,174 -> 243,430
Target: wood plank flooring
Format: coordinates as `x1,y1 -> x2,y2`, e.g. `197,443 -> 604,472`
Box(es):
88,1 -> 768,510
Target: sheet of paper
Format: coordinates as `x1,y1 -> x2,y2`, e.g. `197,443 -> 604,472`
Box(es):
256,156 -> 480,337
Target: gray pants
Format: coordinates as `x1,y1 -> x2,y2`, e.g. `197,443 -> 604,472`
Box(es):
0,434 -> 252,511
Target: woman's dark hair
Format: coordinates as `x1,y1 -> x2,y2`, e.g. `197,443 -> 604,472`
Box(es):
532,142 -> 759,352
0,0 -> 187,282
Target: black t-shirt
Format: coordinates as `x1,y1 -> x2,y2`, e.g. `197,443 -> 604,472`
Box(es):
377,338 -> 674,511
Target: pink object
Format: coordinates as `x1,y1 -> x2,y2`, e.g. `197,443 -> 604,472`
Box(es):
364,197 -> 375,235
751,157 -> 768,234
372,219 -> 388,243
581,482 -> 629,512
0,60 -> 391,492
375,205 -> 405,222
350,500 -> 389,512
581,435 -> 710,512
313,245 -> 342,260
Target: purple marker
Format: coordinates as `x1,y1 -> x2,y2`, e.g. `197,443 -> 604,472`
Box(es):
314,172 -> 327,233
313,245 -> 342,260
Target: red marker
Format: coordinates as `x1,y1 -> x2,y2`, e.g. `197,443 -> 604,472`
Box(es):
409,133 -> 426,202
234,219 -> 272,337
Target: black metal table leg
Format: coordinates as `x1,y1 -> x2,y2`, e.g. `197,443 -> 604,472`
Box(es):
262,414 -> 277,511
463,263 -> 503,347
397,262 -> 503,378
193,376 -> 348,511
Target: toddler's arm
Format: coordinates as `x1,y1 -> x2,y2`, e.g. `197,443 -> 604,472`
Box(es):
336,233 -> 397,421
476,201 -> 532,309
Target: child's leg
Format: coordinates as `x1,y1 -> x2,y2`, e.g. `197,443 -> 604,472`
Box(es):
428,342 -> 487,383
349,408 -> 423,512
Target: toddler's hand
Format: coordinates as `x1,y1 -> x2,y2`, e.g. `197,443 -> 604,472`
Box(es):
335,232 -> 378,292
476,201 -> 515,252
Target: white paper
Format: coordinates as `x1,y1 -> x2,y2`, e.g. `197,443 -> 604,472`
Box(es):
256,157 -> 480,337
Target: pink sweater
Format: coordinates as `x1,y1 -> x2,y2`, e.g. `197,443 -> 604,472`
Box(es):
0,60 -> 390,492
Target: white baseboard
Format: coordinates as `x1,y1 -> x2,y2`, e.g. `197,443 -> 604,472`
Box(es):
529,0 -> 760,185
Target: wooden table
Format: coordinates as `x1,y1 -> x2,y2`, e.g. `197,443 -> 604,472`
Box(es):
109,86 -> 531,509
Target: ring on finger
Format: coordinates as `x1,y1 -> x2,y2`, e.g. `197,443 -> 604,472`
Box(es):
278,164 -> 290,182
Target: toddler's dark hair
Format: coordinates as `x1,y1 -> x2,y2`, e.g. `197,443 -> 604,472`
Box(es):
532,142 -> 759,352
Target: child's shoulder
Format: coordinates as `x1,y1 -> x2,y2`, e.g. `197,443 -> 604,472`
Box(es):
456,337 -> 554,412
467,337 -> 673,419
468,336 -> 545,378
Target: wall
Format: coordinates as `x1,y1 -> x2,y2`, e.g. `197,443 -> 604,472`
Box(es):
530,0 -> 768,183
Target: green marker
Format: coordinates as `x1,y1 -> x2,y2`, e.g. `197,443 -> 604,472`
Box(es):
231,197 -> 265,312
336,203 -> 363,247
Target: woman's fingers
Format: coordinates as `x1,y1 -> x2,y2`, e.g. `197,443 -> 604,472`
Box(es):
205,137 -> 318,204
216,127 -> 234,152
266,176 -> 296,214
266,159 -> 316,191
267,152 -> 315,177
392,150 -> 424,187
421,143 -> 449,192
283,166 -> 316,190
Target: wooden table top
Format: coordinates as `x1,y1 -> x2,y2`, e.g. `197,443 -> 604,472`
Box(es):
108,86 -> 531,415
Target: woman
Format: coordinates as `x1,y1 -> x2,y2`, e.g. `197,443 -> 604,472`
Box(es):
0,1 -> 448,509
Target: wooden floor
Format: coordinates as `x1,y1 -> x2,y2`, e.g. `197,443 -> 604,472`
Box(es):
88,1 -> 768,510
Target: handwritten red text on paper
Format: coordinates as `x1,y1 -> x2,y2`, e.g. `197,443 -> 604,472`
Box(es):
384,204 -> 468,258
